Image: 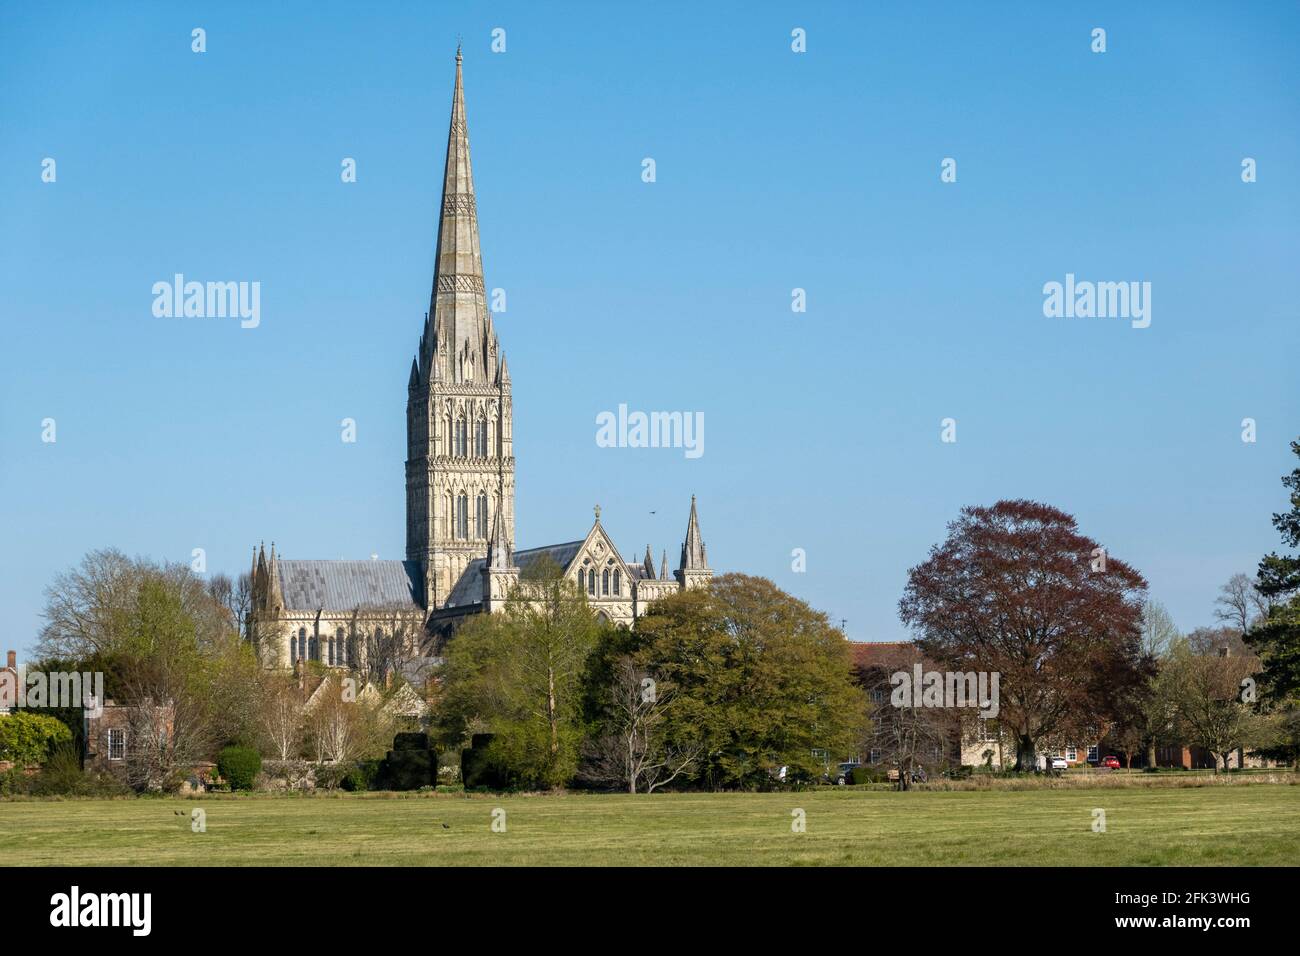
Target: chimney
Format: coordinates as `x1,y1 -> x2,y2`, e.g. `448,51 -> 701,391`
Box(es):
6,650 -> 14,670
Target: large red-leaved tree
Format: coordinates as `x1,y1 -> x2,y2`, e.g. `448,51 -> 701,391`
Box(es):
899,500 -> 1148,771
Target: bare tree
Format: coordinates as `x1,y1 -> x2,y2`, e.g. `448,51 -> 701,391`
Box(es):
1214,573 -> 1273,635
1140,600 -> 1179,658
305,674 -> 394,766
859,661 -> 953,789
37,549 -> 227,660
258,672 -> 306,761
1186,625 -> 1249,658
583,657 -> 701,793
207,572 -> 253,641
873,695 -> 952,790
348,603 -> 431,683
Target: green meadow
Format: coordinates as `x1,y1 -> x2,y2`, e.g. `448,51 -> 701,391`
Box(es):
2,784 -> 1297,866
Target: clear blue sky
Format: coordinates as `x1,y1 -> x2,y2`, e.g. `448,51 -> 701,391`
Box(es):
2,2 -> 1298,654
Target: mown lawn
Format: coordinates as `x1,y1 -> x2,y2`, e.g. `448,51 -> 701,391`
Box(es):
1,785 -> 1296,866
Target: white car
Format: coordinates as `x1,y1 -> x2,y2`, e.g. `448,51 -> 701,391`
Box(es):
1049,756 -> 1069,771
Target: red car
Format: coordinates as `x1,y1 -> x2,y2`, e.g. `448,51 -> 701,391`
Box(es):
1101,755 -> 1122,769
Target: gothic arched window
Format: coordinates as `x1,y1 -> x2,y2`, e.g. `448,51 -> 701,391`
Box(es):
297,628 -> 307,662
476,493 -> 488,539
337,631 -> 347,666
327,636 -> 335,666
613,569 -> 621,596
602,569 -> 610,595
474,420 -> 488,457
456,494 -> 469,540
588,571 -> 596,596
577,569 -> 585,592
455,418 -> 468,457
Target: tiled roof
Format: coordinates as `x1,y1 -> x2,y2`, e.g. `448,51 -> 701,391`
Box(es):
513,540 -> 584,576
445,557 -> 486,607
849,641 -> 923,671
278,560 -> 423,612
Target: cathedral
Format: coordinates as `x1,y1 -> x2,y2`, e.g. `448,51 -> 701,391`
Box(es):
249,49 -> 711,670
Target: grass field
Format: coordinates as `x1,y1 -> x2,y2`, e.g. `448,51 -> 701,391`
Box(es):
2,784 -> 1297,866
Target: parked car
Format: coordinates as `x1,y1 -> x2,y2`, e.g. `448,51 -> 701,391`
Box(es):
1101,755 -> 1122,769
1049,756 -> 1069,771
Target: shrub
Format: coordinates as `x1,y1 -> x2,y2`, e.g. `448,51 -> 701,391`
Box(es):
314,763 -> 350,790
851,766 -> 889,785
0,712 -> 74,768
25,742 -> 131,797
216,745 -> 262,791
340,767 -> 368,791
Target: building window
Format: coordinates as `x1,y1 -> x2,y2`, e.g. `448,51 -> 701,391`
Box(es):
613,569 -> 621,595
108,728 -> 126,761
602,569 -> 610,596
455,418 -> 468,457
1087,744 -> 1099,762
588,572 -> 596,596
297,628 -> 307,662
327,637 -> 335,666
476,494 -> 488,539
456,494 -> 469,539
868,749 -> 880,765
475,421 -> 488,457
577,569 -> 585,592
1066,746 -> 1078,762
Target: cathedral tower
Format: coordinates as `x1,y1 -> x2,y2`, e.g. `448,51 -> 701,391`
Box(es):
406,48 -> 515,608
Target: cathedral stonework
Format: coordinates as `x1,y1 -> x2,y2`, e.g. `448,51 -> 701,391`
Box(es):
250,49 -> 710,670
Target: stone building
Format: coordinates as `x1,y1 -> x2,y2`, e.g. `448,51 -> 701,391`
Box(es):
249,49 -> 711,669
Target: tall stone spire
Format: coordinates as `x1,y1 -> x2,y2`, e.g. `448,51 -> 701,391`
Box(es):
407,48 -> 516,611
680,495 -> 706,569
676,496 -> 712,589
416,45 -> 496,386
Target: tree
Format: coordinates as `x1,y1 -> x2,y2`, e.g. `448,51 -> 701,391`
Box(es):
899,500 -> 1149,771
1214,573 -> 1270,635
628,574 -> 868,789
1140,600 -> 1179,658
434,559 -> 604,789
1246,438 -> 1300,700
35,550 -> 258,791
207,572 -> 253,641
258,671 -> 307,761
1186,625 -> 1249,658
1165,639 -> 1265,771
305,673 -> 394,765
348,602 -> 431,684
580,655 -> 701,793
